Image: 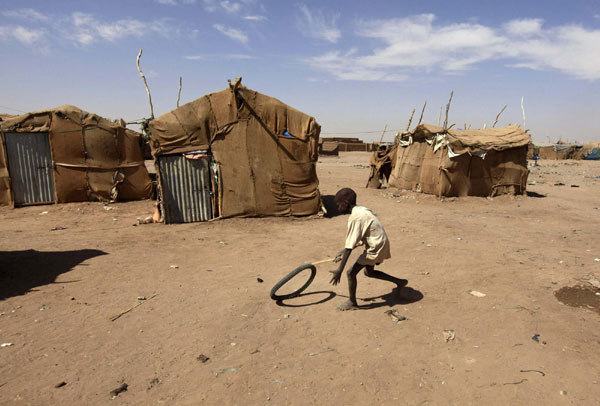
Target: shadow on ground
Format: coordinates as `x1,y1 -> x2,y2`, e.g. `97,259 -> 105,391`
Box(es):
526,191 -> 547,198
0,249 -> 108,300
276,291 -> 337,307
358,286 -> 424,309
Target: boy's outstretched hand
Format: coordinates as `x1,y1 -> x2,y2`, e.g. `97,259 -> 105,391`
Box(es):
329,269 -> 342,286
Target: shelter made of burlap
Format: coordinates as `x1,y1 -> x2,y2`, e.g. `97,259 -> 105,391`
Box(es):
373,124 -> 530,197
0,105 -> 152,206
148,80 -> 321,218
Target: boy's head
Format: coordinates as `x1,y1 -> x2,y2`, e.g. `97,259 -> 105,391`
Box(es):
334,188 -> 357,214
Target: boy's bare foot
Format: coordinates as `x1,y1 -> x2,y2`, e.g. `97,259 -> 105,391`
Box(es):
396,279 -> 408,289
337,300 -> 359,311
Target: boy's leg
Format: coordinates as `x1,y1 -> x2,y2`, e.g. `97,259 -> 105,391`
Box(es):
364,265 -> 408,290
338,262 -> 364,311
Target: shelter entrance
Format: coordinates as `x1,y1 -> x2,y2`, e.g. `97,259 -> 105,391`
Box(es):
157,152 -> 216,223
5,132 -> 55,206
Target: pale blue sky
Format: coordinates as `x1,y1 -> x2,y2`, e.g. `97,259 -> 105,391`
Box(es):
1,0 -> 599,142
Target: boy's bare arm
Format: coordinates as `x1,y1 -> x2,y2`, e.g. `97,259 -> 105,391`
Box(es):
329,248 -> 352,286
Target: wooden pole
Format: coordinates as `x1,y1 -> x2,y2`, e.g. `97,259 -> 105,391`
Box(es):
136,49 -> 154,119
443,91 -> 453,130
438,104 -> 443,126
416,100 -> 427,127
177,77 -> 182,108
378,124 -> 388,144
405,109 -> 415,132
492,104 -> 507,128
521,96 -> 527,128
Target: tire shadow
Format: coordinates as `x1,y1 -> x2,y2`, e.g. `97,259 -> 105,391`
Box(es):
0,249 -> 108,300
275,290 -> 337,307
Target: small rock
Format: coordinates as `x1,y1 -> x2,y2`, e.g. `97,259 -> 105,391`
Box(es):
257,278 -> 264,283
55,381 -> 67,388
109,383 -> 128,399
39,211 -> 49,215
468,290 -> 486,298
197,354 -> 210,363
170,265 -> 179,269
443,330 -> 455,343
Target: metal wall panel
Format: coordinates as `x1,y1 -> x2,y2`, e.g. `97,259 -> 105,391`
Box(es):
158,154 -> 213,223
5,133 -> 55,205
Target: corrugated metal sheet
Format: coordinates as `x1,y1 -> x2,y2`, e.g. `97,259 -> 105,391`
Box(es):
5,132 -> 55,205
158,154 -> 213,223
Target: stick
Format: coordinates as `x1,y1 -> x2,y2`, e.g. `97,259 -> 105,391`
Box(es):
405,109 -> 415,132
438,104 -> 443,126
137,49 -> 154,119
521,96 -> 527,128
177,76 -> 182,108
492,104 -> 507,128
110,294 -> 157,321
312,258 -> 335,265
443,91 -> 453,129
416,100 -> 427,127
520,369 -> 545,376
378,124 -> 388,144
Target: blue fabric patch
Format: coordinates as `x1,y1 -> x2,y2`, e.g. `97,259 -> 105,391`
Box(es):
282,131 -> 294,137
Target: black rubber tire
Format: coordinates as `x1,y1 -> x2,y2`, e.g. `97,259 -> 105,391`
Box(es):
270,264 -> 317,301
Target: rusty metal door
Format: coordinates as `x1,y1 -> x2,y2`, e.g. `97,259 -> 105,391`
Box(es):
5,132 -> 55,205
158,154 -> 214,223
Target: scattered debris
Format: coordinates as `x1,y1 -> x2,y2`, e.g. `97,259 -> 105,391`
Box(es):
560,390 -> 568,396
570,184 -> 579,188
283,314 -> 290,319
595,258 -> 600,263
1,343 -> 13,347
384,309 -> 407,324
531,333 -> 547,344
230,342 -> 237,346
219,241 -> 228,246
137,296 -> 147,301
110,293 -> 158,321
468,290 -> 486,297
170,265 -> 179,269
220,367 -> 237,373
55,381 -> 67,388
554,182 -> 565,186
308,348 -> 336,356
257,278 -> 264,283
39,211 -> 49,215
137,216 -> 154,224
503,379 -> 527,385
250,349 -> 260,354
206,269 -> 214,272
520,369 -> 545,376
49,226 -> 67,231
418,271 -> 430,275
110,383 -> 128,399
424,243 -> 432,247
197,354 -> 210,363
147,378 -> 160,390
272,379 -> 283,384
443,330 -> 455,343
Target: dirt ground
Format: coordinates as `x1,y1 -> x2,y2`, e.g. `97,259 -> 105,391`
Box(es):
1,152 -> 600,405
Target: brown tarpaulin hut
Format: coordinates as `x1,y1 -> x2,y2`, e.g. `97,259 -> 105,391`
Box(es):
368,124 -> 531,197
0,105 -> 152,206
148,79 -> 321,223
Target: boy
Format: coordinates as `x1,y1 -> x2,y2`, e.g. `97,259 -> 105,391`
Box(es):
329,188 -> 407,310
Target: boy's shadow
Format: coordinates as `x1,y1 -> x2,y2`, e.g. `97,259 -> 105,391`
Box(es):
358,286 -> 423,309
